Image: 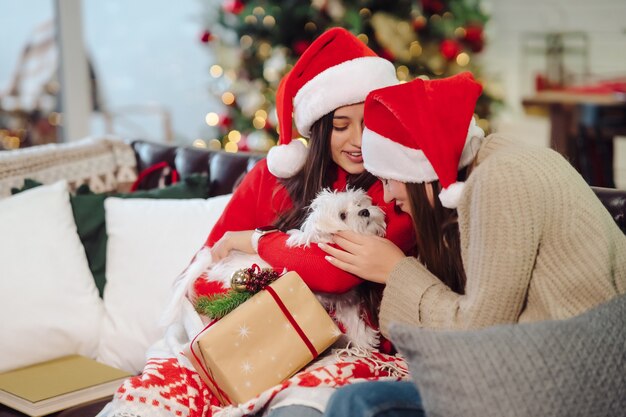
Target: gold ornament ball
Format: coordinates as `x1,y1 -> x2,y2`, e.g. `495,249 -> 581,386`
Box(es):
231,269 -> 251,292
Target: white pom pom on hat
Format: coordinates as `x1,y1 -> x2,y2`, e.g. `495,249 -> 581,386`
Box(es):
267,27 -> 398,178
362,72 -> 484,209
266,140 -> 308,178
438,181 -> 466,209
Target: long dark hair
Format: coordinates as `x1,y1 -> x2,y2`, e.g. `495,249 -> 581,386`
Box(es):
275,110 -> 376,230
275,109 -> 383,326
405,167 -> 470,294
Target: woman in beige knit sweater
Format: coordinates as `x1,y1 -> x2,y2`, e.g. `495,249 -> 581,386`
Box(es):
321,71 -> 626,336
315,72 -> 626,417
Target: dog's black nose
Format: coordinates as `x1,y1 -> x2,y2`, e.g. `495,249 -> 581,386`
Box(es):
358,209 -> 370,217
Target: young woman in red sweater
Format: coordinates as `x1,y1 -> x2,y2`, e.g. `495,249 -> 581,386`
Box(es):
204,33 -> 414,294
104,28 -> 414,417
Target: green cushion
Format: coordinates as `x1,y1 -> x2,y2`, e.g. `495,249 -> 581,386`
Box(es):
12,176 -> 210,296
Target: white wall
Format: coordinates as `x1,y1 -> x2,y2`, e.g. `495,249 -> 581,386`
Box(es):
482,0 -> 626,113
0,1 -> 54,91
82,0 -> 219,143
481,0 -> 626,187
0,0 -> 219,144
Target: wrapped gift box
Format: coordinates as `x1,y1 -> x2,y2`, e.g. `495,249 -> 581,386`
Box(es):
185,271 -> 341,405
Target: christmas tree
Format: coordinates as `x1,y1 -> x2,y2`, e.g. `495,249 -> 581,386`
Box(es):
198,0 -> 500,152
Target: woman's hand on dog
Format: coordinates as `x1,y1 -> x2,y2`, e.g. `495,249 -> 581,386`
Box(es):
319,230 -> 405,284
210,230 -> 255,261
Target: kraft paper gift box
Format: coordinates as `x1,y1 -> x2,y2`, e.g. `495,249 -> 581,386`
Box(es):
186,271 -> 341,405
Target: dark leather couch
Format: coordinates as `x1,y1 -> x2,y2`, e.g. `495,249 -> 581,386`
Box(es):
592,186 -> 626,234
131,140 -> 265,197
131,139 -> 625,234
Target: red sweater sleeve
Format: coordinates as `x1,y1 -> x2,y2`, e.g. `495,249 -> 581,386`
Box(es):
206,160 -> 290,246
258,232 -> 363,293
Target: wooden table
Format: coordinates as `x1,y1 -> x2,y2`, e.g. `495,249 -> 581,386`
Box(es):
522,90 -> 626,186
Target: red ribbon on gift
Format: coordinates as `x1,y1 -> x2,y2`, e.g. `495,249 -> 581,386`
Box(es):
265,285 -> 319,359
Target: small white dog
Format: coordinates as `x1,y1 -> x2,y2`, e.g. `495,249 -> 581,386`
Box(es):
285,187 -> 386,247
163,188 -> 387,350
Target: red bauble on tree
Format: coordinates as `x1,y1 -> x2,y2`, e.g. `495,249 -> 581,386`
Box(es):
421,0 -> 444,14
440,39 -> 461,60
199,29 -> 214,43
223,0 -> 245,15
464,24 -> 483,43
464,24 -> 485,52
412,16 -> 427,32
292,39 -> 312,56
468,39 -> 484,53
220,115 -> 233,128
237,138 -> 250,152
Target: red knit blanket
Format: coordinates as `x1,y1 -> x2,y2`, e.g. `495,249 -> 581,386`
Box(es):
107,348 -> 407,417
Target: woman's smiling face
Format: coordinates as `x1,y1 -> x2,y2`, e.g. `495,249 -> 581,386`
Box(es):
330,103 -> 365,174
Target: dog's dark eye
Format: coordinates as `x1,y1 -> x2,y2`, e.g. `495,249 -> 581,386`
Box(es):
340,212 -> 346,221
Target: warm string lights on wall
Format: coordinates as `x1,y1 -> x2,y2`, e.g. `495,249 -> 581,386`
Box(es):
0,130 -> 23,150
0,111 -> 62,150
194,0 -> 500,153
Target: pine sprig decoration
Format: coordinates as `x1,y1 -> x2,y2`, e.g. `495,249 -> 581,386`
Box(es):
194,265 -> 281,319
196,290 -> 252,319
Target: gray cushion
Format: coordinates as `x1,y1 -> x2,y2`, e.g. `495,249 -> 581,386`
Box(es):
389,295 -> 626,417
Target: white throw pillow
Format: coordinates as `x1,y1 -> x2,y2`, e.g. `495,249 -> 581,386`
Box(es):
0,181 -> 103,372
98,194 -> 231,373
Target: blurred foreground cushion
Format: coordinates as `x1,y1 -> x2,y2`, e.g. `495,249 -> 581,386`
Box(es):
390,295 -> 626,417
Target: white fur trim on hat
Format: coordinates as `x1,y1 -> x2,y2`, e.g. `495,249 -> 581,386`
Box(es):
438,181 -> 465,209
362,118 -> 485,183
267,139 -> 308,178
293,56 -> 398,138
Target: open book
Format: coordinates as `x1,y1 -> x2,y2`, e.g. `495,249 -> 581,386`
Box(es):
0,355 -> 131,417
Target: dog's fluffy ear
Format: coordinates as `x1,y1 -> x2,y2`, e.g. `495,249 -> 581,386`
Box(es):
286,188 -> 336,247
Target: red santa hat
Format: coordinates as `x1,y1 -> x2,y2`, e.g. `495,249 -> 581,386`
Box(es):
267,27 -> 398,178
362,72 -> 484,209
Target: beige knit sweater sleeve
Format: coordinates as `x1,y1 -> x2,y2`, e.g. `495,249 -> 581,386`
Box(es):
379,140 -> 546,335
